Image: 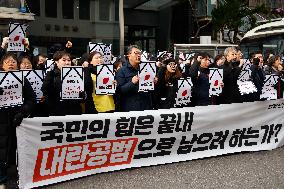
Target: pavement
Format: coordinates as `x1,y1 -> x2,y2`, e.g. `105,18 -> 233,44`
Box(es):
36,146 -> 284,189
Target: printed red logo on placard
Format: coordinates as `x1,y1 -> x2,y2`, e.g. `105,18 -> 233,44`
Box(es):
14,36 -> 20,41
144,74 -> 150,81
214,80 -> 218,86
103,77 -> 109,84
182,90 -> 187,97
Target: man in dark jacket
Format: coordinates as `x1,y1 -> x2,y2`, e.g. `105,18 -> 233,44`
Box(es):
116,45 -> 153,112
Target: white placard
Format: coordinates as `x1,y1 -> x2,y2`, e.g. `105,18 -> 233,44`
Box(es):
7,23 -> 28,52
238,70 -> 251,82
209,68 -> 223,97
260,75 -> 279,100
241,59 -> 251,71
23,70 -> 45,102
237,80 -> 258,95
0,71 -> 23,108
138,62 -> 156,92
141,51 -> 149,62
96,65 -> 116,95
175,78 -> 193,106
45,59 -> 55,72
88,42 -> 112,64
61,67 -> 84,99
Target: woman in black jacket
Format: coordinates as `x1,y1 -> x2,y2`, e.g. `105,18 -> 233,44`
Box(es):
0,52 -> 36,186
188,52 -> 212,106
155,58 -> 182,109
41,51 -> 83,116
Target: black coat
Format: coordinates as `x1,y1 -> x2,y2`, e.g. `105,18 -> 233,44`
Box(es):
220,61 -> 242,104
188,62 -> 210,106
83,65 -> 98,114
155,66 -> 179,109
116,61 -> 153,112
0,78 -> 36,165
41,68 -> 82,116
249,64 -> 266,101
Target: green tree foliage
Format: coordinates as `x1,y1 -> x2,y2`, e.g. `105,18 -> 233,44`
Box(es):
211,0 -> 269,44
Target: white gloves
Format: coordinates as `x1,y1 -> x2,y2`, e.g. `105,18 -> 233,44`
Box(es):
1,37 -> 9,49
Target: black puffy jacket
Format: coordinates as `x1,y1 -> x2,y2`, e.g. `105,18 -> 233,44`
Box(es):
0,78 -> 36,165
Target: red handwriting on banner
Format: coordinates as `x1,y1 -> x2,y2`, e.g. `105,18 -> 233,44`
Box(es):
33,138 -> 138,182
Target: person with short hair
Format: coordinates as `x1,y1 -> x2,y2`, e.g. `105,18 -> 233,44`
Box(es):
116,45 -> 155,112
41,51 -> 82,116
19,55 -> 33,70
188,52 -> 213,106
0,52 -> 36,188
220,47 -> 242,104
249,52 -> 266,101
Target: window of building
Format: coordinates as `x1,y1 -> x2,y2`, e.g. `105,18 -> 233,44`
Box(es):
99,0 -> 111,21
79,0 -> 90,20
62,0 -> 74,19
25,0 -> 40,16
45,0 -> 57,18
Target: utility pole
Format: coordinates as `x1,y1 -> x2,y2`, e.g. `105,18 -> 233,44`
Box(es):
119,0 -> 124,55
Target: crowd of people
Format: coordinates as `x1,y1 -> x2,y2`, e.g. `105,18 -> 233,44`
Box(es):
0,37 -> 284,187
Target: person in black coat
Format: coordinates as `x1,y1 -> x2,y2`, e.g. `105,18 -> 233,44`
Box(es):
264,55 -> 284,99
0,52 -> 36,186
188,52 -> 212,106
250,57 -> 266,101
220,47 -> 243,104
41,51 -> 82,116
155,58 -> 182,109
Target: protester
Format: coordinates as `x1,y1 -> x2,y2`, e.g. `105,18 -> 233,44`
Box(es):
250,56 -> 266,101
41,51 -> 82,116
264,55 -> 283,75
264,55 -> 284,99
211,54 -> 225,68
220,47 -> 243,104
155,58 -> 182,109
114,56 -> 123,72
19,55 -> 33,70
188,52 -> 213,106
84,51 -> 115,113
0,52 -> 36,187
0,37 -> 33,60
33,54 -> 47,70
116,45 -> 155,112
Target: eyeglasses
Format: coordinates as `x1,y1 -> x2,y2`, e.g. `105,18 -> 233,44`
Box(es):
4,58 -> 17,64
132,51 -> 142,55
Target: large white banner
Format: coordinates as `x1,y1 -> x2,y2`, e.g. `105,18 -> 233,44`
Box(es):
17,100 -> 284,189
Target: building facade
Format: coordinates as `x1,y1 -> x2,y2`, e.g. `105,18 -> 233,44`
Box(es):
26,0 -> 120,56
249,0 -> 284,8
25,0 -> 194,56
